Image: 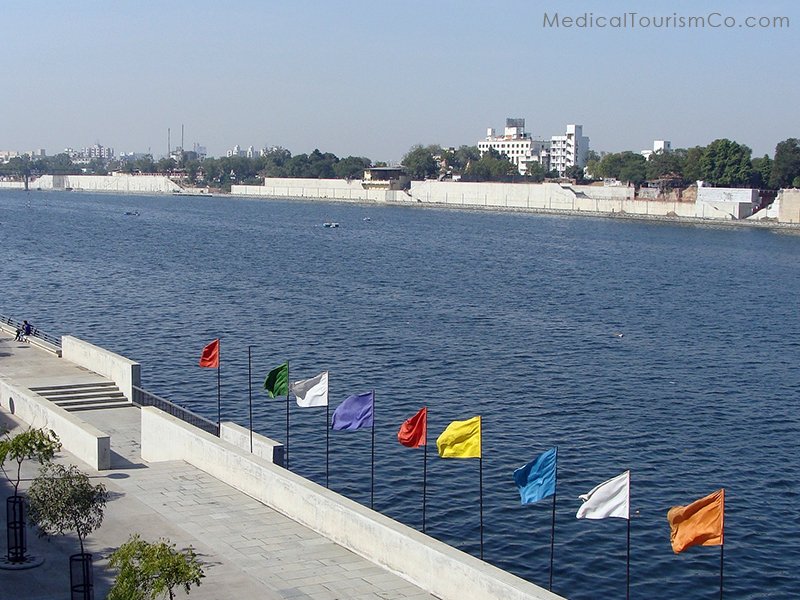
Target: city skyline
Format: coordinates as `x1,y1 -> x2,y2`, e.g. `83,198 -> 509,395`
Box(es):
2,0 -> 798,163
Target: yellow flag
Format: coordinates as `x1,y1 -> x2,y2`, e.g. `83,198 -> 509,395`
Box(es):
436,416 -> 481,458
667,489 -> 724,553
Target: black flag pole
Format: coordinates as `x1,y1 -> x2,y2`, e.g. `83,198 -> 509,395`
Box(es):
720,542 -> 724,600
248,345 -> 253,453
216,339 -> 221,431
422,420 -> 428,533
285,361 -> 290,471
370,389 -> 376,510
626,515 -> 631,600
549,451 -> 558,591
479,415 -> 484,561
326,401 -> 330,488
479,453 -> 484,561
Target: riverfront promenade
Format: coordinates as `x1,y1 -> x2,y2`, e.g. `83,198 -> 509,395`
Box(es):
0,333 -> 438,599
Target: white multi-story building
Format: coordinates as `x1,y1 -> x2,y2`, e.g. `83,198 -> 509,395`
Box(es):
477,118 -> 550,175
549,124 -> 589,176
641,140 -> 672,159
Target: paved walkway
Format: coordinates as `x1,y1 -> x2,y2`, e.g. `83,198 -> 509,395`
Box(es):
0,333 -> 435,599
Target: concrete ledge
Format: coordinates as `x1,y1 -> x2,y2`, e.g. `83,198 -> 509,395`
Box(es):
141,407 -> 562,600
61,336 -> 140,401
219,421 -> 284,466
0,380 -> 111,470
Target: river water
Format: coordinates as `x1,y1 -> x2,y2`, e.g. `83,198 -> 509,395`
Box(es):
1,190 -> 798,599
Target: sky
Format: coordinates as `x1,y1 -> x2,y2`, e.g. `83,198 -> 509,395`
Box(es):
2,0 -> 798,163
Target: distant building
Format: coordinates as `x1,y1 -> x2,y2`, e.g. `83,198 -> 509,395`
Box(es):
226,144 -> 251,158
193,143 -> 207,160
0,150 -> 20,163
641,140 -> 672,159
549,124 -> 589,176
477,118 -> 550,175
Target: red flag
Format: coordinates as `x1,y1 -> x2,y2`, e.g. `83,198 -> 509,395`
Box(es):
199,339 -> 220,368
398,407 -> 427,448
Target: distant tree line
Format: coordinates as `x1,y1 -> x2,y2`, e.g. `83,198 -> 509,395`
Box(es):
3,138 -> 800,190
587,138 -> 800,189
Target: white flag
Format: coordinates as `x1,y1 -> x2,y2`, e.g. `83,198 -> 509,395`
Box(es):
576,470 -> 630,520
290,371 -> 328,408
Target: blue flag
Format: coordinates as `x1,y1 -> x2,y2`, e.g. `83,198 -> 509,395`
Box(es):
331,391 -> 374,431
513,447 -> 557,505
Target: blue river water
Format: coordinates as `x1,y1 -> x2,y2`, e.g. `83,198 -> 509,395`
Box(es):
1,190 -> 799,599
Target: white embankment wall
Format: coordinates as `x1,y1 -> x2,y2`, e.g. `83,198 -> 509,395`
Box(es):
28,174 -> 182,193
141,407 -> 563,600
408,180 -> 702,218
0,380 -> 110,470
233,178 -> 411,203
61,336 -> 141,401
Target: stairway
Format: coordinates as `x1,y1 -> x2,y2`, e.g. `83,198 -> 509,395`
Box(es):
29,381 -> 130,412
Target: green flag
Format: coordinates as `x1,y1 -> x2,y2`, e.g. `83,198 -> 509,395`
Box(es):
264,362 -> 289,398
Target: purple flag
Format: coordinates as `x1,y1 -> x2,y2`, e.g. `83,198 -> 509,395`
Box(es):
331,391 -> 374,431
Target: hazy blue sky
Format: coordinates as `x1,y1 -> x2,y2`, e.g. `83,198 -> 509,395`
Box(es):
2,0 -> 797,162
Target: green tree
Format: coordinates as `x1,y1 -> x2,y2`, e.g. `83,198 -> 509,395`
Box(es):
646,150 -> 685,181
108,534 -> 205,600
682,146 -> 705,184
565,164 -> 586,182
524,161 -> 548,182
751,154 -> 773,188
699,138 -> 753,187
27,462 -> 108,556
333,156 -> 371,179
596,151 -> 645,183
156,158 -> 177,174
0,428 -> 61,496
463,149 -> 516,181
134,155 -> 156,174
768,138 -> 800,189
401,145 -> 439,180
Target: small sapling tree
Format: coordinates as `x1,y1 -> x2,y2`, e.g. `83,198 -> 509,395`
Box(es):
0,427 -> 61,562
0,427 -> 61,496
28,462 -> 107,598
108,534 -> 205,600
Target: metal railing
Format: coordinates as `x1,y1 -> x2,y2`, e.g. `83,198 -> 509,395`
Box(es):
132,386 -> 219,436
0,314 -> 62,347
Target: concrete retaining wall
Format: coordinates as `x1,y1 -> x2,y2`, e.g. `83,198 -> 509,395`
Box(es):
695,187 -> 758,219
61,336 -> 140,401
141,407 -> 562,600
0,181 -> 24,189
233,178 -> 400,203
409,180 -> 697,217
777,189 -> 800,223
219,421 -> 284,466
29,174 -> 182,193
0,380 -> 110,470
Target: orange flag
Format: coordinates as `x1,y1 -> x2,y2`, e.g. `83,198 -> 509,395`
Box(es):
667,488 -> 724,553
398,407 -> 427,448
199,339 -> 220,368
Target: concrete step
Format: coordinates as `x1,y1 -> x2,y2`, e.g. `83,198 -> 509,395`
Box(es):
30,381 -> 116,392
63,401 -> 132,412
31,381 -> 130,412
53,396 -> 128,407
39,390 -> 127,401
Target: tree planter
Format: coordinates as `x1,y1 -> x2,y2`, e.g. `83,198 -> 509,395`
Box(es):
70,552 -> 94,600
6,495 -> 26,562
